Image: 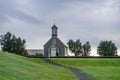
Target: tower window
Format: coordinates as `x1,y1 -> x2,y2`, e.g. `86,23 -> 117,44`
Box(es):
53,29 -> 56,34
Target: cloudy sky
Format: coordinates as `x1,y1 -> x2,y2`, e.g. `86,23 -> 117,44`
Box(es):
0,0 -> 120,55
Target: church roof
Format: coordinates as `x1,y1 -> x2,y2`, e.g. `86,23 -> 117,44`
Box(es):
44,37 -> 68,48
52,25 -> 58,29
57,37 -> 68,48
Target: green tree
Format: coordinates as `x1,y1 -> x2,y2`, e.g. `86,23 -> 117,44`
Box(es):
83,41 -> 91,56
67,39 -> 75,53
0,32 -> 12,52
97,41 -> 117,56
67,39 -> 83,56
0,32 -> 27,56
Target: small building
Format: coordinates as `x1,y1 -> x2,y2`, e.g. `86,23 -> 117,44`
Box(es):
27,49 -> 44,56
44,25 -> 68,57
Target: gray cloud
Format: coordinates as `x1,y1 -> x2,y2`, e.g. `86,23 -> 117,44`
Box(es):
0,0 -> 120,54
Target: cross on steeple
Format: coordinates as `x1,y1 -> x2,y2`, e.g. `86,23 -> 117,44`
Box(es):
54,19 -> 55,25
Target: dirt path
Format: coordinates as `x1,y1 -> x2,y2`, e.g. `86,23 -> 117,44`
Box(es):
40,58 -> 94,80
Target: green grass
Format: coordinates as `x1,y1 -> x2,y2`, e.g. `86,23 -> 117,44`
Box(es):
52,58 -> 120,80
0,52 -> 77,80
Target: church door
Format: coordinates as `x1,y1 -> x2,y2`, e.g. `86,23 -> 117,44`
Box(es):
50,48 -> 56,57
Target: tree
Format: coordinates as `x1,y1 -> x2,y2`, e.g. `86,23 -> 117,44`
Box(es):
67,39 -> 75,54
67,39 -> 83,56
0,32 -> 12,52
97,41 -> 117,56
83,41 -> 91,56
0,32 -> 27,56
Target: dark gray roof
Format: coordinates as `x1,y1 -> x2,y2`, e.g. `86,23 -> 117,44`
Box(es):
57,38 -> 68,48
51,25 -> 58,29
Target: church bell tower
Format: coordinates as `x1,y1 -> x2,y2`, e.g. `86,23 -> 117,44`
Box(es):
52,25 -> 58,38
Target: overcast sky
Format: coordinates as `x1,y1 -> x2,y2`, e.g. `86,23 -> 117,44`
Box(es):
0,0 -> 120,55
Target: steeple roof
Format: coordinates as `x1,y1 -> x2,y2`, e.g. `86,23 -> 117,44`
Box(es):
52,25 -> 58,29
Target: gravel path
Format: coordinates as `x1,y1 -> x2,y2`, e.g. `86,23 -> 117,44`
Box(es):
40,58 -> 94,80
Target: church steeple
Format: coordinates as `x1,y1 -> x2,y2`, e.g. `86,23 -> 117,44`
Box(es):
51,25 -> 58,38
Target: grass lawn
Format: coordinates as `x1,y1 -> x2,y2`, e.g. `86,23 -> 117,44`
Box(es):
0,52 -> 77,80
52,58 -> 120,80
